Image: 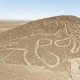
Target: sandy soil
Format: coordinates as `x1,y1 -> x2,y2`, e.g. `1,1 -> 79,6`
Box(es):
0,20 -> 28,33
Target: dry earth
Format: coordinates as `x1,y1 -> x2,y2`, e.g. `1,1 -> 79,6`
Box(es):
0,20 -> 28,33
0,15 -> 80,80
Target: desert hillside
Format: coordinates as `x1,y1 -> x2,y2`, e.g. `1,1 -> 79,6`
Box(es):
0,15 -> 80,80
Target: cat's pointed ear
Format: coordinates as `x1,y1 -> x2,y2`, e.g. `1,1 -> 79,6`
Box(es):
55,38 -> 71,47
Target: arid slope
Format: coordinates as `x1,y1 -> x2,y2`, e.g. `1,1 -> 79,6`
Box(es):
0,15 -> 80,80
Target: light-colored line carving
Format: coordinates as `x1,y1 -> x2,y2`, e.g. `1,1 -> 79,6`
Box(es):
65,20 -> 73,27
0,48 -> 14,50
64,21 -> 80,53
48,19 -> 59,27
23,50 -> 31,66
0,29 -> 59,48
73,21 -> 78,28
64,21 -> 80,42
35,38 -> 60,67
71,40 -> 80,53
55,38 -> 71,47
47,51 -> 60,67
0,46 -> 31,66
68,58 -> 80,80
71,33 -> 80,40
35,45 -> 60,67
0,36 -> 28,47
53,30 -> 60,36
2,49 -> 15,60
30,30 -> 60,37
0,47 -> 26,59
1,41 -> 18,48
0,48 -> 25,51
37,38 -> 53,47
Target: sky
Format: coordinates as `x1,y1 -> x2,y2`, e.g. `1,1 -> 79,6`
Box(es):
0,0 -> 80,20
